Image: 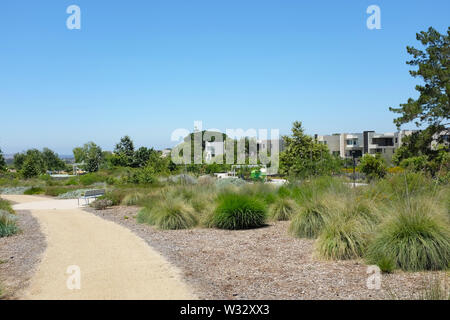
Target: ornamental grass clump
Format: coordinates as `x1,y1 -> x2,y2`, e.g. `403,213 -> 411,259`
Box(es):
0,209 -> 18,237
269,198 -> 298,221
315,206 -> 371,260
151,199 -> 198,230
213,193 -> 267,230
289,197 -> 329,239
366,198 -> 450,271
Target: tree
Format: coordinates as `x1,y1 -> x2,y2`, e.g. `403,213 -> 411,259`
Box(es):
73,142 -> 103,172
133,147 -> 154,168
358,154 -> 387,181
389,27 -> 449,156
42,148 -> 66,171
20,150 -> 45,178
83,142 -> 103,173
0,148 -> 6,172
280,121 -> 341,178
113,136 -> 135,167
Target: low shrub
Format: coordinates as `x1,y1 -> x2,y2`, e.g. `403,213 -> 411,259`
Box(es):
212,193 -> 267,230
79,173 -> 105,186
0,187 -> 30,195
90,198 -> 112,210
23,187 -> 45,195
0,209 -> 19,237
366,200 -> 450,271
168,174 -> 197,185
269,198 -> 297,221
215,177 -> 246,189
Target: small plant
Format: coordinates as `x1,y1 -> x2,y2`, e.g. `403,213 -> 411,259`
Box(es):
90,198 -> 112,210
371,254 -> 396,273
269,198 -> 297,221
366,199 -> 450,271
0,209 -> 19,237
212,193 -> 267,230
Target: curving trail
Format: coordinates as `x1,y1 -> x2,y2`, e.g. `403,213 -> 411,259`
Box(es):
1,195 -> 196,300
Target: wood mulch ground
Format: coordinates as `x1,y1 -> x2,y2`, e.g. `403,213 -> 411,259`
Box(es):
86,206 -> 447,300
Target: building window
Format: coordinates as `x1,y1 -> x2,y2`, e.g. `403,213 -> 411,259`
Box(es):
346,139 -> 357,146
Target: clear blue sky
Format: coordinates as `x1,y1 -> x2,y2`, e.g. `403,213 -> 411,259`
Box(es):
1,0 -> 449,154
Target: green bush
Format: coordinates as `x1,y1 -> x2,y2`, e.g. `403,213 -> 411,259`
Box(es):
269,198 -> 297,221
24,187 -> 45,195
212,193 -> 267,230
79,173 -> 104,186
366,200 -> 450,271
358,154 -> 387,181
0,209 -> 19,237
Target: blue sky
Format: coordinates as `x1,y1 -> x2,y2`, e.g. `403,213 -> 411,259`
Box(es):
0,0 -> 449,154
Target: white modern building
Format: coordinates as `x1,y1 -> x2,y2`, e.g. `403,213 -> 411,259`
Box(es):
316,130 -> 417,161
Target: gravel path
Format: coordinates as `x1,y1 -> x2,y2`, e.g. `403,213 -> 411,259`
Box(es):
0,209 -> 46,299
87,205 -> 447,300
1,195 -> 196,300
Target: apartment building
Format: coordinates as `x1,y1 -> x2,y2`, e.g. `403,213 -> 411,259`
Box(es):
316,130 -> 416,160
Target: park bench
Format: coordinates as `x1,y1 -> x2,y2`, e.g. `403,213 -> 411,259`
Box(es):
78,189 -> 106,206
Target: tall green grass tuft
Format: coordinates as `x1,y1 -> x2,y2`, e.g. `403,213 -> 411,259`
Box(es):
366,199 -> 450,271
137,198 -> 197,230
121,192 -> 146,206
0,209 -> 19,237
0,199 -> 14,214
316,214 -> 369,260
289,198 -> 329,238
213,193 -> 267,229
269,198 -> 298,221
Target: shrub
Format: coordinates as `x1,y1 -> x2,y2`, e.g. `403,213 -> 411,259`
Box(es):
79,173 -> 104,186
0,209 -> 19,237
168,174 -> 197,185
358,154 -> 387,181
44,186 -> 79,197
366,200 -> 450,271
212,193 -> 267,229
289,199 -> 329,238
316,215 -> 369,260
90,198 -> 112,210
23,187 -> 45,195
215,177 -> 246,189
269,198 -> 297,221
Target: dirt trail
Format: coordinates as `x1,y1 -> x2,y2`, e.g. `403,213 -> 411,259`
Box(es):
1,195 -> 196,300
